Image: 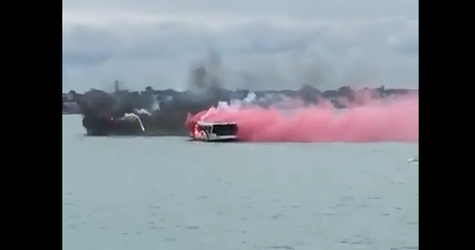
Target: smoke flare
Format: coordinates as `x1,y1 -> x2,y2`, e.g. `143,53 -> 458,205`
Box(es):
190,94 -> 418,143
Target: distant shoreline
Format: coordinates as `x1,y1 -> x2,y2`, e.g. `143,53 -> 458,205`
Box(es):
63,85 -> 418,115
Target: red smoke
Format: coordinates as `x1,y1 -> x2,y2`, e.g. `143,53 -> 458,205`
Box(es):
186,96 -> 418,143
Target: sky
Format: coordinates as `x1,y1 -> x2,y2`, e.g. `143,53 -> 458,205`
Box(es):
62,0 -> 418,92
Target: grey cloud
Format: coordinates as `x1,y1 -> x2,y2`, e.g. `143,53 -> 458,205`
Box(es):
63,19 -> 418,91
62,2 -> 418,91
63,0 -> 418,20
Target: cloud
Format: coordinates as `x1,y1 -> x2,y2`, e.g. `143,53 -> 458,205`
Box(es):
63,0 -> 418,21
62,3 -> 418,91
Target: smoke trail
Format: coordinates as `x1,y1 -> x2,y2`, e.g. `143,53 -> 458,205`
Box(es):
192,94 -> 418,143
200,91 -> 258,120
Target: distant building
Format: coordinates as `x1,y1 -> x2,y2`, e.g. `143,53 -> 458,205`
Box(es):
62,92 -> 80,114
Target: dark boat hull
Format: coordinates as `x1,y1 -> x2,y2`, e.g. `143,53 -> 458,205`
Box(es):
83,116 -> 144,136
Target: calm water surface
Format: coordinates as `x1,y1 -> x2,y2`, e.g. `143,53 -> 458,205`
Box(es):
62,115 -> 418,250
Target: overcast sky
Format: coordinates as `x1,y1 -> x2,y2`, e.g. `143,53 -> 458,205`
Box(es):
62,0 -> 418,91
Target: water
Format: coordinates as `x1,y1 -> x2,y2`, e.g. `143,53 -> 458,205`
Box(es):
63,115 -> 418,250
